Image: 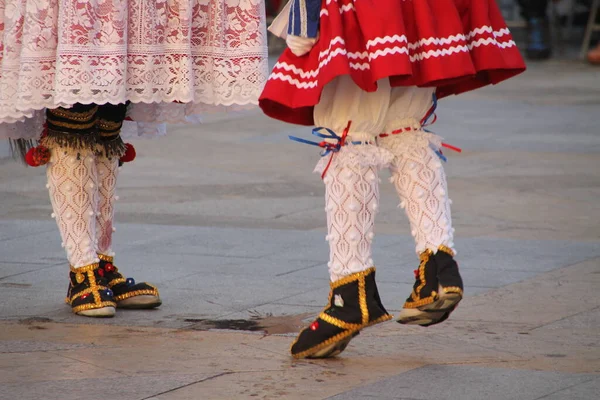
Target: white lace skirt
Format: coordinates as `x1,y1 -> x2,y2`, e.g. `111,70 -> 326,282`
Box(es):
0,0 -> 268,140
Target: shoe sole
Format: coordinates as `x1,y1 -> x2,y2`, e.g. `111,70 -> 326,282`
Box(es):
301,312 -> 394,359
306,332 -> 360,359
77,306 -> 116,318
397,293 -> 462,326
117,296 -> 162,309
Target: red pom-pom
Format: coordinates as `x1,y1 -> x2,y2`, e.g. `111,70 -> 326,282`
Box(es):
25,146 -> 51,167
25,148 -> 36,166
120,143 -> 136,163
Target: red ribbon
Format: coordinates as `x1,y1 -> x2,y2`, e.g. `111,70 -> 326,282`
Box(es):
321,121 -> 352,179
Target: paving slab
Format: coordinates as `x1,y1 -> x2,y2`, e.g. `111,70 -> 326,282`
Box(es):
327,365 -> 599,400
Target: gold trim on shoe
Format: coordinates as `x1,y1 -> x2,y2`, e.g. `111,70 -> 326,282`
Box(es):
48,106 -> 98,121
330,267 -> 376,289
292,329 -> 359,360
114,285 -> 160,302
290,268 -> 391,359
97,254 -> 114,262
72,301 -> 117,313
108,277 -> 126,287
46,117 -> 96,130
438,245 -> 455,257
442,286 -> 464,296
70,263 -> 100,274
404,251 -> 437,309
68,262 -> 116,313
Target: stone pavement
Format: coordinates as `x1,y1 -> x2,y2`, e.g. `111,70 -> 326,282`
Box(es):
1,57 -> 599,399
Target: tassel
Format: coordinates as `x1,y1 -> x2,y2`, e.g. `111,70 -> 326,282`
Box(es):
24,145 -> 51,167
9,139 -> 36,164
118,143 -> 136,166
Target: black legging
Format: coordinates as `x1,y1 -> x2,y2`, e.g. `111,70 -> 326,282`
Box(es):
517,0 -> 549,20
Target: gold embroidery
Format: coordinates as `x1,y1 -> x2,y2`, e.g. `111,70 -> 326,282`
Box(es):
72,301 -> 117,313
403,294 -> 436,309
70,263 -> 100,273
438,245 -> 455,257
319,313 -> 362,330
68,262 -> 116,313
49,106 -> 98,121
330,267 -> 376,289
358,275 -> 369,325
97,119 -> 122,131
97,254 -> 114,262
291,268 -> 391,358
366,313 -> 393,328
108,278 -> 126,287
68,286 -> 110,304
410,250 -> 433,303
291,328 -> 359,359
46,118 -> 96,130
442,286 -> 463,296
114,288 -> 159,302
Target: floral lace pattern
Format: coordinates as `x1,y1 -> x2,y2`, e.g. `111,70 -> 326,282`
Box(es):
0,0 -> 268,138
47,149 -> 100,268
95,155 -> 118,256
380,132 -> 456,256
324,153 -> 381,282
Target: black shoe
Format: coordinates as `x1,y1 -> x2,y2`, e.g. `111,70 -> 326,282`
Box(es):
98,254 -> 161,309
397,246 -> 463,327
291,267 -> 392,359
526,17 -> 552,60
66,263 -> 116,317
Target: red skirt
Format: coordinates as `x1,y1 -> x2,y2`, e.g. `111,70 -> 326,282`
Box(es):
260,0 -> 526,125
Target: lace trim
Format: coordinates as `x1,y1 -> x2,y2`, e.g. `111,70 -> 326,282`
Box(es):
314,144 -> 395,175
0,0 -> 268,130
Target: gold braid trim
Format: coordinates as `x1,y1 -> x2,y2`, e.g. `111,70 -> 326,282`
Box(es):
49,106 -> 98,121
442,286 -> 463,296
438,245 -> 455,257
72,300 -> 117,313
88,270 -> 101,304
46,117 -> 96,130
68,262 -> 117,313
366,313 -> 393,327
318,313 -> 362,330
97,119 -> 123,132
70,263 -> 100,273
411,250 -> 433,302
97,254 -> 114,262
97,255 -> 124,285
67,286 -> 110,304
291,327 -> 360,359
114,287 -> 159,302
403,294 -> 437,309
330,267 -> 376,289
291,267 -> 390,359
358,275 -> 369,325
108,278 -> 126,287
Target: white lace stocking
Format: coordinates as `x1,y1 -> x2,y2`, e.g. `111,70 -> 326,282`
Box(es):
95,156 -> 119,256
47,150 -> 99,268
384,135 -> 455,255
324,160 -> 381,282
